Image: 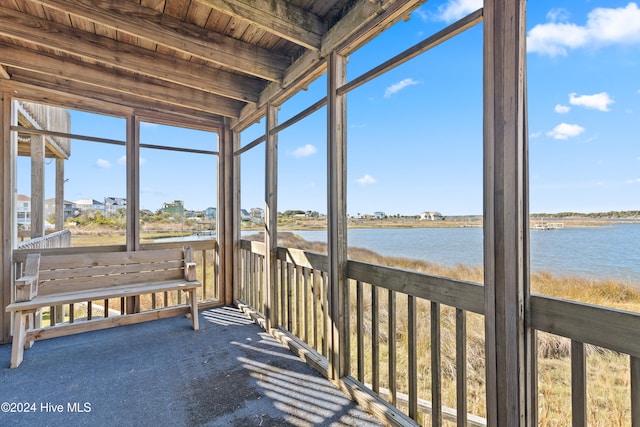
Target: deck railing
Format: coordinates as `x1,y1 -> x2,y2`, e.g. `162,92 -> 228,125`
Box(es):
238,239 -> 640,426
16,229 -> 71,250
11,239 -> 220,327
16,100 -> 71,158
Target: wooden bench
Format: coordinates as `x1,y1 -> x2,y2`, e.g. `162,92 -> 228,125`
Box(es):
6,246 -> 201,368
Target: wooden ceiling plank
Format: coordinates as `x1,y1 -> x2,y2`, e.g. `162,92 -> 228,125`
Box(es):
0,6 -> 262,103
3,45 -> 243,117
196,0 -> 325,50
2,76 -> 225,128
28,0 -> 287,82
12,69 -> 238,120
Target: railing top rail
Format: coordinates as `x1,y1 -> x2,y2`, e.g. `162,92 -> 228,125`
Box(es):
531,294 -> 640,358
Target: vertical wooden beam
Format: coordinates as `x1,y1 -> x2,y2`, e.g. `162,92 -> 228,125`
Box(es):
327,50 -> 348,380
1,93 -> 15,343
55,158 -> 64,230
30,134 -> 44,238
570,340 -> 587,427
220,119 -> 234,306
125,114 -> 139,314
232,127 -> 241,304
264,104 -> 278,330
483,0 -> 529,426
126,114 -> 140,251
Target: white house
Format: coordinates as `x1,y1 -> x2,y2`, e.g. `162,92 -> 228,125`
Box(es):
420,211 -> 444,221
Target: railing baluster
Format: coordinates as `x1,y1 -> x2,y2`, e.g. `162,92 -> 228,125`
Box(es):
87,301 -> 92,320
322,271 -> 329,358
295,265 -> 302,337
357,280 -> 364,383
431,302 -> 442,426
287,263 -> 293,332
632,356 -> 639,426
151,293 -> 156,309
312,269 -> 319,351
408,295 -> 418,420
388,289 -> 397,406
50,306 -> 56,326
372,284 -> 380,394
530,329 -> 538,427
571,340 -> 587,427
69,303 -> 75,323
104,299 -> 109,317
303,267 -> 310,343
456,308 -> 467,427
201,249 -> 207,300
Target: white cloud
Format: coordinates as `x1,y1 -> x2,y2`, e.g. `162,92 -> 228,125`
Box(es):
569,92 -> 614,111
96,158 -> 111,168
528,3 -> 640,56
546,8 -> 571,23
555,104 -> 571,113
626,178 -> 640,184
530,131 -> 542,138
291,144 -> 317,158
384,78 -> 419,98
547,123 -> 585,140
434,0 -> 482,22
357,174 -> 376,185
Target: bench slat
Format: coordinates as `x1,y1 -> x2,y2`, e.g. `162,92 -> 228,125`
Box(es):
38,248 -> 185,270
39,259 -> 185,281
7,280 -> 200,312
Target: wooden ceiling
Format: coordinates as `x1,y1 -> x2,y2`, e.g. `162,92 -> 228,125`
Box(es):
0,0 -> 425,130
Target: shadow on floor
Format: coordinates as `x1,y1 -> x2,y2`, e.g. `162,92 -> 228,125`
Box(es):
0,306 -> 382,426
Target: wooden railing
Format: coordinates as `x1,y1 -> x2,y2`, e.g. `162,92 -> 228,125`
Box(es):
16,229 -> 71,250
238,239 -> 640,426
11,239 -> 220,326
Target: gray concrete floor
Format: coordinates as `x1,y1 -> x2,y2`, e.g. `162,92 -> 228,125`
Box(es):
0,306 -> 382,426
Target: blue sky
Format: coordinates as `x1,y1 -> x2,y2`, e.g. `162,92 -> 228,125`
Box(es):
19,1 -> 640,217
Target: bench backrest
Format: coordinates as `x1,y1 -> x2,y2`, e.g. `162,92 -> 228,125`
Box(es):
35,247 -> 193,297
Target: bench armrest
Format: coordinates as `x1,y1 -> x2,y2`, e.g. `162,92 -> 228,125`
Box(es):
15,254 -> 40,302
184,262 -> 197,282
15,276 -> 37,302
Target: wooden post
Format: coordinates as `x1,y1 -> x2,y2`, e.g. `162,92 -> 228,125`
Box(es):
125,114 -> 139,314
1,93 -> 15,344
264,104 -> 278,330
327,51 -> 348,380
55,158 -> 64,230
232,126 -> 241,305
483,0 -> 530,425
219,118 -> 234,306
30,134 -> 45,238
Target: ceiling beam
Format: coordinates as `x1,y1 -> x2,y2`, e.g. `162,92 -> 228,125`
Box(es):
1,43 -> 243,118
27,0 -> 288,82
196,0 -> 326,50
5,72 -> 225,128
0,6 -> 263,104
0,65 -> 9,79
234,0 -> 425,130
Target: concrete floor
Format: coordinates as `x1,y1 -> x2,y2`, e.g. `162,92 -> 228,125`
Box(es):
0,306 -> 382,426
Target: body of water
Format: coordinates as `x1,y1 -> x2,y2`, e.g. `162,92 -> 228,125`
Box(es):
278,224 -> 640,284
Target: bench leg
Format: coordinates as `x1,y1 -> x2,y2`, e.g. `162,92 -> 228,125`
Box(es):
10,312 -> 28,368
189,289 -> 199,331
24,310 -> 39,350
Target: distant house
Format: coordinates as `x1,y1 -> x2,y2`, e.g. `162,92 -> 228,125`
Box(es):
104,197 -> 126,215
240,209 -> 251,221
45,198 -> 77,221
74,198 -> 106,215
16,194 -> 31,227
374,211 -> 386,219
205,207 -> 216,220
420,211 -> 444,221
161,200 -> 184,218
250,207 -> 264,220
